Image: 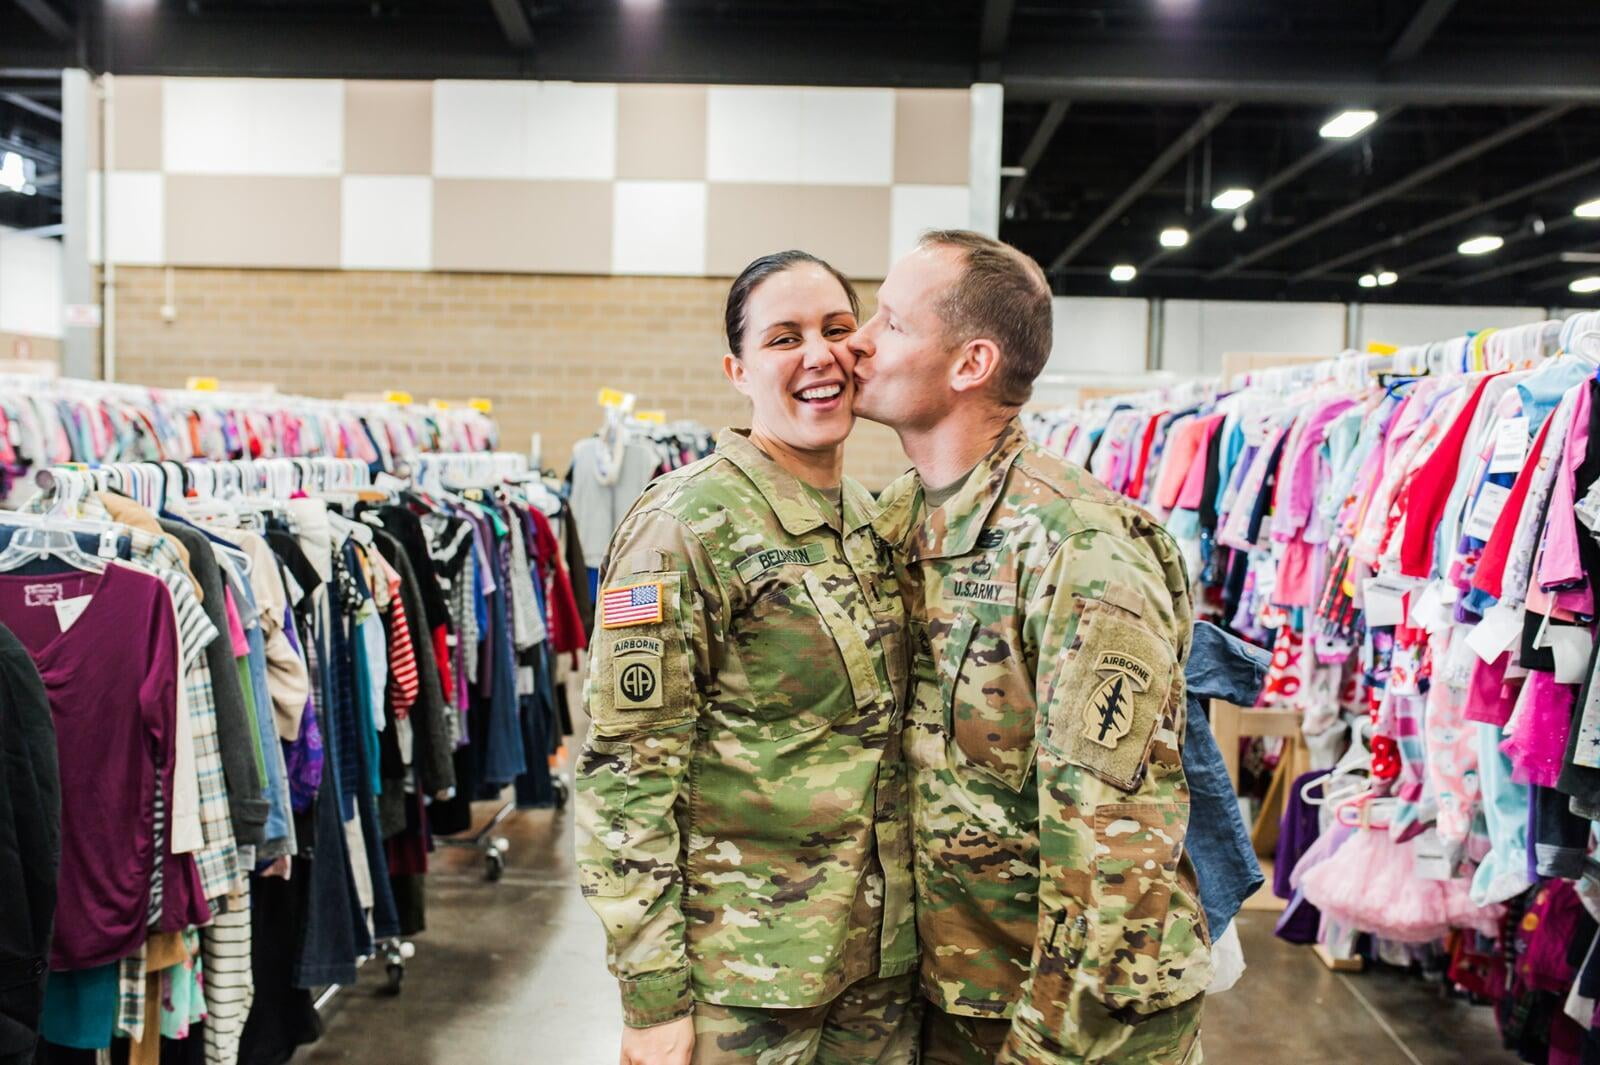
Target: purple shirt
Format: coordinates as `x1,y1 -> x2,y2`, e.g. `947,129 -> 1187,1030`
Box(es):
0,563 -> 181,970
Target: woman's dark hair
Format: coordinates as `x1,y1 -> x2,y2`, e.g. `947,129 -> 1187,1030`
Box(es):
724,250 -> 860,356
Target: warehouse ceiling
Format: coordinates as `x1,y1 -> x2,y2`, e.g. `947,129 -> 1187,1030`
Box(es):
4,0 -> 1600,305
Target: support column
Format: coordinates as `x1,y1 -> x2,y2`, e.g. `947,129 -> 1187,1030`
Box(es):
59,68 -> 96,379
968,82 -> 1003,237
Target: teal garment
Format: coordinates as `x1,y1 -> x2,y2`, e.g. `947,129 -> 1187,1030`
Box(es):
1471,722 -> 1533,907
354,612 -> 384,798
39,963 -> 118,1049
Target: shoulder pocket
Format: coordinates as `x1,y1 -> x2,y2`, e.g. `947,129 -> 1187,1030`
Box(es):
1047,598 -> 1176,791
588,573 -> 696,738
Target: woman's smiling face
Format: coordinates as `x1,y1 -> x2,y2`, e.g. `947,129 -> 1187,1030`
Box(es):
724,262 -> 861,454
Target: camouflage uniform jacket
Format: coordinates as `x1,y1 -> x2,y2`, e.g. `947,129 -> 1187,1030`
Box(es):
876,417 -> 1210,1063
575,428 -> 917,1028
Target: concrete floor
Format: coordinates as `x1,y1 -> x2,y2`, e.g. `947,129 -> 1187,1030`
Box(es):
297,795 -> 1518,1065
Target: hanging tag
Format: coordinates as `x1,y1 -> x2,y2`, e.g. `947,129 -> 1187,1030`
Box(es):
1488,417 -> 1530,474
1467,603 -> 1525,662
1411,827 -> 1454,881
1408,580 -> 1454,634
53,595 -> 93,632
1543,626 -> 1595,685
1463,481 -> 1513,542
97,529 -> 118,558
1363,576 -> 1413,627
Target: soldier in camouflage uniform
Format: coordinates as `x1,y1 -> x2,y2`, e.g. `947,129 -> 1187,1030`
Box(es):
575,252 -> 918,1065
849,231 -> 1208,1063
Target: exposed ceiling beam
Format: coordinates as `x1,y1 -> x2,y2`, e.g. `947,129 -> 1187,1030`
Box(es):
1388,215 -> 1581,277
12,0 -> 73,44
486,0 -> 534,50
1,90 -> 61,122
978,0 -> 1016,79
1455,241 -> 1600,290
1386,0 -> 1459,65
1438,218 -> 1588,287
1004,41 -> 1600,105
1140,106 -> 1400,273
1290,155 -> 1600,283
1050,102 -> 1234,272
0,133 -> 59,167
1208,104 -> 1569,279
1000,100 -> 1069,216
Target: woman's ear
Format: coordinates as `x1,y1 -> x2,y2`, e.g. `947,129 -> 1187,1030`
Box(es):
722,352 -> 750,396
949,337 -> 1002,396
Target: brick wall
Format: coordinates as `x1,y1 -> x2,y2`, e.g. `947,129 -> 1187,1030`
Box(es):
111,266 -> 913,489
1,333 -> 63,364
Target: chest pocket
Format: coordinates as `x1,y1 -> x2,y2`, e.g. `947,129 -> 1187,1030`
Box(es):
943,598 -> 1037,793
731,567 -> 881,740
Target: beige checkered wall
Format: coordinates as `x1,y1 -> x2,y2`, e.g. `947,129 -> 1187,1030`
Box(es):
92,78 -> 976,280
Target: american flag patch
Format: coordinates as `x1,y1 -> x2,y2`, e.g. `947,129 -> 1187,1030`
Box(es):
602,581 -> 664,628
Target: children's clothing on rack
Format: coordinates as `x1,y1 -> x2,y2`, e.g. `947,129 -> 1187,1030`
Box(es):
1027,312 -> 1600,1054
568,419 -> 712,571
0,370 -> 566,1065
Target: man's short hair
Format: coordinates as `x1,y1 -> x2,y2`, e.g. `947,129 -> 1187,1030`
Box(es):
918,229 -> 1053,406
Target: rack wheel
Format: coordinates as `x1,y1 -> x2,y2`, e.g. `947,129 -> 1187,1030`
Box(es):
383,962 -> 404,995
485,849 -> 505,882
552,777 -> 570,810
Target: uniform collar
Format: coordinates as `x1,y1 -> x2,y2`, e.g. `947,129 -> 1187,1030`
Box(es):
715,427 -> 879,537
910,417 -> 1027,560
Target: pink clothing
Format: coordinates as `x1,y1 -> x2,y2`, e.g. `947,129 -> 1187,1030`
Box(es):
1537,382 -> 1593,615
1152,414 -> 1202,510
1501,670 -> 1577,789
1274,396 -> 1359,543
223,587 -> 249,658
1423,630 -> 1480,848
1174,414 -> 1225,511
1464,651 -> 1517,728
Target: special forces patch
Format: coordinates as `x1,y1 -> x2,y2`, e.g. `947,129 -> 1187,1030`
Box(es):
1081,651 -> 1154,749
1051,601 -> 1175,790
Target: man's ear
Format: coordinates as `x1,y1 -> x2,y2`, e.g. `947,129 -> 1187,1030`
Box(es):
722,352 -> 749,396
949,337 -> 1002,396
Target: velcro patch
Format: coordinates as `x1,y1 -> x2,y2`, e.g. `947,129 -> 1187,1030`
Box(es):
601,581 -> 663,628
614,654 -> 663,709
1051,600 -> 1174,791
734,542 -> 827,583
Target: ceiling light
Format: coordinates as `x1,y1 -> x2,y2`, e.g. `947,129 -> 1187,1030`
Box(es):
1211,188 -> 1254,211
0,152 -> 25,194
1358,273 -> 1378,288
1575,198 -> 1600,219
1377,270 -> 1398,286
1458,235 -> 1504,256
1319,109 -> 1378,139
1159,227 -> 1189,248
1231,212 -> 1248,232
1109,264 -> 1137,282
1570,276 -> 1600,294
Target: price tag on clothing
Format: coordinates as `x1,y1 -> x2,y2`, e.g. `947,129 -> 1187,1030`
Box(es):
1362,576 -> 1412,627
1488,417 -> 1531,475
97,529 -> 118,558
1466,603 -> 1525,663
53,595 -> 92,633
1411,828 -> 1455,881
1407,580 -> 1455,634
1463,481 -> 1513,542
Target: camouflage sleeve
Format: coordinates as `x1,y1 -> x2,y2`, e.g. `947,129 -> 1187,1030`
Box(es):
1002,527 -> 1208,1064
575,507 -> 726,1029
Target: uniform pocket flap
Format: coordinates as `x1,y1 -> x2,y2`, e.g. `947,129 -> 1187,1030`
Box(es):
803,570 -> 881,711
